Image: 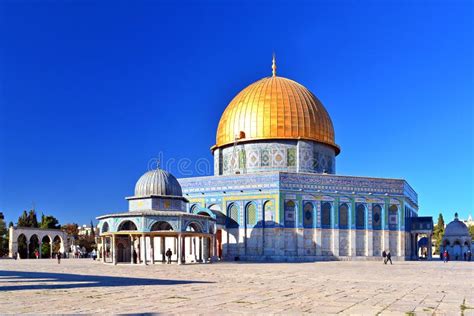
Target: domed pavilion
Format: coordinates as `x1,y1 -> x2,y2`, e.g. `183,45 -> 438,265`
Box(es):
179,56 -> 424,261
441,213 -> 472,260
96,168 -> 216,265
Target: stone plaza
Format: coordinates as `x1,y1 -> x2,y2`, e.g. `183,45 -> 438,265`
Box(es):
0,259 -> 472,314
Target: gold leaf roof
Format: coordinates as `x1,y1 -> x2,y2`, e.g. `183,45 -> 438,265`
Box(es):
213,76 -> 340,154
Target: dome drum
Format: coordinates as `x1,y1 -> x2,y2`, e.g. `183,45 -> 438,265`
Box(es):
214,139 -> 335,176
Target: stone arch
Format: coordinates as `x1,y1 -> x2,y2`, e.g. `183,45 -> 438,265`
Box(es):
245,202 -> 257,227
303,202 -> 314,228
185,221 -> 203,233
226,203 -> 239,228
321,201 -> 332,228
118,220 -> 138,231
150,221 -> 173,231
29,234 -> 40,259
52,235 -> 63,253
41,235 -> 52,258
339,203 -> 349,229
356,203 -> 366,229
17,234 -> 28,259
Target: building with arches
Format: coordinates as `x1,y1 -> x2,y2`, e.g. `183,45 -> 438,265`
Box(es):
440,213 -> 472,260
96,168 -> 216,265
178,57 -> 425,261
8,226 -> 68,259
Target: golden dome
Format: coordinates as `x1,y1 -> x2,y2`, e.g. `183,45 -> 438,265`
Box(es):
214,75 -> 340,154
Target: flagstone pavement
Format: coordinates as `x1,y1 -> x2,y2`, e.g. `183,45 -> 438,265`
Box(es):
0,259 -> 472,315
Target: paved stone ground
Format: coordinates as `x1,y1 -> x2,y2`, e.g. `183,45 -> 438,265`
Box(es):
0,259 -> 473,315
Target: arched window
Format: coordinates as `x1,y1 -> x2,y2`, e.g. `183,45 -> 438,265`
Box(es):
339,203 -> 349,229
284,200 -> 296,227
321,202 -> 331,228
101,222 -> 109,233
190,204 -> 198,213
389,204 -> 398,229
264,200 -> 275,227
356,204 -> 365,229
151,221 -> 173,231
118,220 -> 137,231
372,204 -> 382,229
227,203 -> 239,228
246,203 -> 257,227
303,202 -> 314,228
186,222 -> 202,233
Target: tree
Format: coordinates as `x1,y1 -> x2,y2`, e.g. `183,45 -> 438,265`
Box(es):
433,213 -> 445,254
61,223 -> 79,239
17,210 -> 39,228
90,220 -> 95,239
469,225 -> 474,240
0,216 -> 8,257
39,214 -> 60,229
17,210 -> 28,227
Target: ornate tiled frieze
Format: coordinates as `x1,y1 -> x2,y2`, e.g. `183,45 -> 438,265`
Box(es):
215,140 -> 336,175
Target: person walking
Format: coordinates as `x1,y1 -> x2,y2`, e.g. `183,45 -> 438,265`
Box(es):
386,251 -> 393,265
34,249 -> 39,259
382,250 -> 387,264
166,248 -> 172,264
57,251 -> 62,264
443,250 -> 448,263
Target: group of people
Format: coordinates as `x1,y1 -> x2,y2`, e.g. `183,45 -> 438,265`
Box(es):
442,249 -> 472,262
132,248 -> 174,264
382,250 -> 392,264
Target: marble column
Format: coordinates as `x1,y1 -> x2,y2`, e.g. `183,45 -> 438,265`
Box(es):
428,233 -> 432,260
177,235 -> 182,265
142,234 -> 147,265
199,237 -> 203,262
112,235 -> 117,265
39,242 -> 42,259
150,236 -> 155,264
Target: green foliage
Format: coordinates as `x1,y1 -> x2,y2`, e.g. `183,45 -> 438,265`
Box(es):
433,213 -> 445,254
61,223 -> 79,239
90,220 -> 95,239
0,216 -> 8,256
469,225 -> 474,240
17,210 -> 39,228
39,214 -> 60,229
77,235 -> 96,253
41,242 -> 51,258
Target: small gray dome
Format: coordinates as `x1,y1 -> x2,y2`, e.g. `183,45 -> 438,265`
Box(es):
134,169 -> 182,197
444,216 -> 469,237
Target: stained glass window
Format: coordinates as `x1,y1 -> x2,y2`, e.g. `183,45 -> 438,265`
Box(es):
284,200 -> 296,227
227,203 -> 239,228
339,203 -> 349,229
264,200 -> 275,227
303,202 -> 313,228
321,202 -> 331,227
246,203 -> 257,226
372,204 -> 382,229
356,203 -> 365,229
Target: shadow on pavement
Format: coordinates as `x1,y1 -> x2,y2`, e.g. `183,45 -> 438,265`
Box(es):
0,270 -> 212,291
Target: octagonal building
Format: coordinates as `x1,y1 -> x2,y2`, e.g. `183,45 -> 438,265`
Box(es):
178,57 -> 422,261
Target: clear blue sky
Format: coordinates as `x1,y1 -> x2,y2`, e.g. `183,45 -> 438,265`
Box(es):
0,1 -> 472,226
